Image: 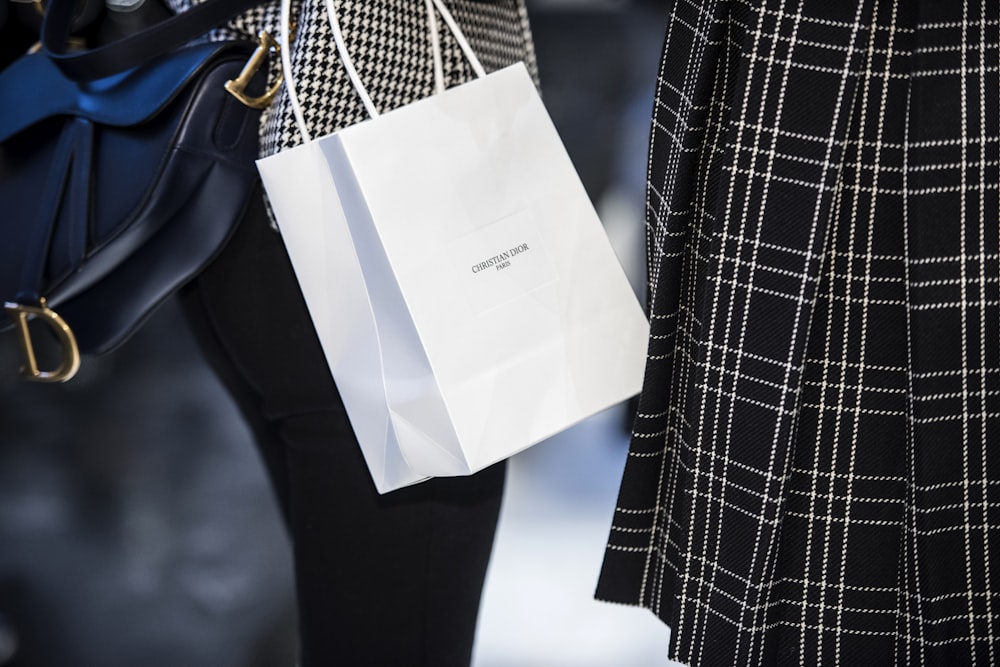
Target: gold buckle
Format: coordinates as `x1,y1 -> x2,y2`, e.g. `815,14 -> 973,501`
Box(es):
224,31 -> 283,110
4,298 -> 81,383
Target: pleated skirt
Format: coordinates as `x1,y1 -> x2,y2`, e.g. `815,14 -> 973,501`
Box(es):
597,1 -> 1000,665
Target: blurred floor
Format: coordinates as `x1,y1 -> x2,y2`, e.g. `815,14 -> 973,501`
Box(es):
0,307 -> 682,667
474,404 -> 680,667
0,302 -> 298,667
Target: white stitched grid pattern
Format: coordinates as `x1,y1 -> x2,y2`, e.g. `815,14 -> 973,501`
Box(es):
597,0 -> 999,665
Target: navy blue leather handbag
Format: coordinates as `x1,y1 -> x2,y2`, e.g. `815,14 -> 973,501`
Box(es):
0,0 -> 274,381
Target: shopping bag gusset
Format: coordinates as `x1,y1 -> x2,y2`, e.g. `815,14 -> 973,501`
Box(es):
258,0 -> 649,493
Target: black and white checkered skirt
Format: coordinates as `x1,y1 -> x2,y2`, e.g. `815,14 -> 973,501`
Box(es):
597,1 -> 999,665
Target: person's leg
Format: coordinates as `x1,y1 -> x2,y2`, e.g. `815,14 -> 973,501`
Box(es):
179,192 -> 505,666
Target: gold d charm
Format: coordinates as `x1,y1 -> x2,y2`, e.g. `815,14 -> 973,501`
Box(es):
224,31 -> 284,110
4,298 -> 81,383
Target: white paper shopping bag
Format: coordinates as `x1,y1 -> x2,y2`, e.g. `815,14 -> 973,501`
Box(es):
258,0 -> 649,493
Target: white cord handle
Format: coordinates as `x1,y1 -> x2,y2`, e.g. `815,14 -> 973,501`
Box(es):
280,0 -> 487,143
427,0 -> 445,96
429,0 -> 486,78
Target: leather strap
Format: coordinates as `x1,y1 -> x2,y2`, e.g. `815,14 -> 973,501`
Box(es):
15,118 -> 87,305
42,0 -> 262,80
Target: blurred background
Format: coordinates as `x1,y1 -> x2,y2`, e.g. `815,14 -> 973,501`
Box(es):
0,1 -> 682,665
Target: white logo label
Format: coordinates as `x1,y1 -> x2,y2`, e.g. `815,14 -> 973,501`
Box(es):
449,209 -> 556,313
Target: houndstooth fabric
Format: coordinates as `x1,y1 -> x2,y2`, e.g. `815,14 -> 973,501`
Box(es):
165,0 -> 536,157
596,0 -> 999,665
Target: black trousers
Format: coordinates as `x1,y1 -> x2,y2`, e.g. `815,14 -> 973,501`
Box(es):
179,191 -> 506,667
